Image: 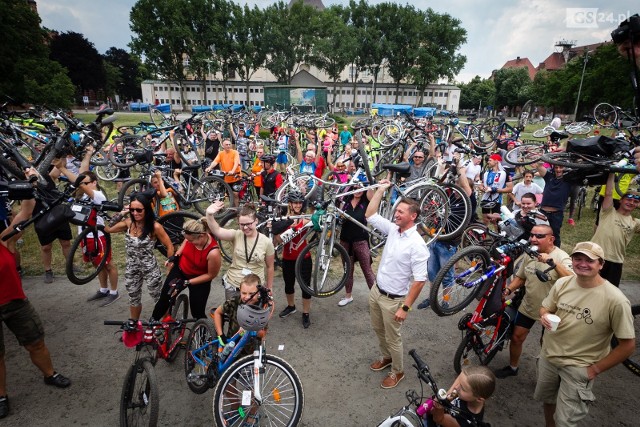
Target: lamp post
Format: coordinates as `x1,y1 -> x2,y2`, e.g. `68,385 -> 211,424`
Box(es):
573,48 -> 589,119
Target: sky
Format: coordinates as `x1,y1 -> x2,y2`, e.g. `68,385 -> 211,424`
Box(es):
37,0 -> 637,83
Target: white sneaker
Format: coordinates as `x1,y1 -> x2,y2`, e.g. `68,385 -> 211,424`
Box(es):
338,297 -> 353,307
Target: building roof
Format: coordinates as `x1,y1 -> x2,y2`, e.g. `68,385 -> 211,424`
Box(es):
501,57 -> 537,80
288,0 -> 325,10
537,41 -> 610,72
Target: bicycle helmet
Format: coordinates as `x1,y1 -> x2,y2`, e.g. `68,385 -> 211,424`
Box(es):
237,303 -> 271,331
287,189 -> 305,203
260,154 -> 276,164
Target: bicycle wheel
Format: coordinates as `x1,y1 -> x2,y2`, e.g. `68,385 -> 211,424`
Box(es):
459,223 -> 494,250
505,143 -> 545,166
89,148 -> 110,166
593,102 -> 617,127
120,359 -> 159,427
476,118 -> 501,150
404,183 -> 449,246
66,226 -> 111,285
454,322 -> 504,374
429,246 -> 492,316
565,122 -> 593,135
150,108 -> 168,127
194,176 -> 234,216
167,293 -> 189,363
540,152 -> 607,170
155,211 -> 201,257
517,100 -> 534,130
576,188 -> 587,221
372,144 -> 403,177
532,126 -> 554,138
378,124 -> 403,148
117,178 -> 151,209
437,184 -> 472,241
274,174 -> 317,203
357,142 -> 374,185
611,305 -> 640,377
184,318 -> 217,394
296,238 -> 351,298
94,162 -> 121,181
212,354 -> 304,427
216,211 -> 239,264
109,135 -> 145,168
314,116 -> 335,129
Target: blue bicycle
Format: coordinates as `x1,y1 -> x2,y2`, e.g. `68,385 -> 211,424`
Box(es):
183,286 -> 304,426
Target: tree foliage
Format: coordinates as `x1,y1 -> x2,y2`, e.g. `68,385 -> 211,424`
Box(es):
103,47 -> 146,101
49,31 -> 105,94
493,68 -> 532,113
458,76 -> 495,110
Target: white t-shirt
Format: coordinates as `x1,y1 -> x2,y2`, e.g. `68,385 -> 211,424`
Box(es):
512,182 -> 544,202
77,190 -> 106,236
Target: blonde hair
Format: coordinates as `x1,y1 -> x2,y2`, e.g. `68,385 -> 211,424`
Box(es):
462,366 -> 496,399
240,273 -> 261,289
183,218 -> 210,234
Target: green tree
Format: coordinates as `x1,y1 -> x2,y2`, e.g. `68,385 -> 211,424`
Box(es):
459,76 -> 495,111
233,4 -> 268,105
0,0 -> 73,107
49,31 -> 106,96
493,67 -> 532,114
263,0 -> 321,84
311,5 -> 355,107
103,47 -> 146,102
410,9 -> 466,106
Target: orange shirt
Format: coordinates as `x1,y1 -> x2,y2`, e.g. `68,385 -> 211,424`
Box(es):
214,149 -> 241,183
251,157 -> 263,187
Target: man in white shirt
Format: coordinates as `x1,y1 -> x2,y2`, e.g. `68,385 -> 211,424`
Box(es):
365,180 -> 429,389
510,170 -> 544,208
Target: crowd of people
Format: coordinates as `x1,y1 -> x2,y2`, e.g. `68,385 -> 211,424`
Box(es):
0,15 -> 639,426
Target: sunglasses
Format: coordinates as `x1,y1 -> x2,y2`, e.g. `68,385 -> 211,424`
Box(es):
413,155 -> 424,159
624,194 -> 640,200
129,208 -> 144,213
530,233 -> 549,239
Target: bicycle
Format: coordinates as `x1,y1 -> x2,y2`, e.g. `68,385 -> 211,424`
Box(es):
377,349 -> 485,427
104,293 -> 194,427
183,285 -> 305,426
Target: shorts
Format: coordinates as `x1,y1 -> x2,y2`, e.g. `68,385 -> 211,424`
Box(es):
81,235 -> 112,266
276,152 -> 288,164
0,299 -> 45,353
36,221 -> 72,246
534,356 -> 596,425
514,311 -> 536,329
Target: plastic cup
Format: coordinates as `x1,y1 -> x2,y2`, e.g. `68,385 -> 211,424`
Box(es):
547,314 -> 561,331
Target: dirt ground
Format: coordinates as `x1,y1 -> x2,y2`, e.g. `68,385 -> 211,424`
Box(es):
2,272 -> 638,427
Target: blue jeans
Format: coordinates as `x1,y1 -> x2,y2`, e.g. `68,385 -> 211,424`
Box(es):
427,240 -> 457,287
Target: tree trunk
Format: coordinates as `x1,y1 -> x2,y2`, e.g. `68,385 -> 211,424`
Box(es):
394,81 -> 400,104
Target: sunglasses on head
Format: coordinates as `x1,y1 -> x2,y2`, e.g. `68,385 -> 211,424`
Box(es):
624,194 -> 640,200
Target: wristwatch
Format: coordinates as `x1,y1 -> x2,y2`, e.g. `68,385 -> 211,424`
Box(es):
184,280 -> 191,287
401,304 -> 411,312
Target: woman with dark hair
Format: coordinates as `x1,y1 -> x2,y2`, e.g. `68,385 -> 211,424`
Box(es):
105,194 -> 173,320
337,188 -> 376,306
151,218 -> 221,320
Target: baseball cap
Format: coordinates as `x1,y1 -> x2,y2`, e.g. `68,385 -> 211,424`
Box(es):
571,242 -> 604,260
489,154 -> 502,162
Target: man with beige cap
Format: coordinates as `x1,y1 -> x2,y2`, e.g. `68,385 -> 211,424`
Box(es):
534,241 -> 635,427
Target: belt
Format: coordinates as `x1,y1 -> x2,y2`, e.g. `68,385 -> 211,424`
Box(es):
376,284 -> 405,299
540,207 -> 560,213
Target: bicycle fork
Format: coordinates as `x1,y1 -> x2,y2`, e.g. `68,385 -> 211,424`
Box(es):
251,350 -> 264,404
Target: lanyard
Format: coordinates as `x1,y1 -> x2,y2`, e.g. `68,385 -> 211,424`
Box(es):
244,234 -> 259,264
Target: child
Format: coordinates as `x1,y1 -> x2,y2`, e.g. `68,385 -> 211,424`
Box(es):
212,274 -> 267,355
430,365 -> 495,427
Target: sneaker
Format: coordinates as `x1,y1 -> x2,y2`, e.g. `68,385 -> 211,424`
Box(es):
0,396 -> 8,419
381,371 -> 405,389
87,290 -> 109,302
494,365 -> 519,379
338,297 -> 353,307
302,313 -> 310,329
44,372 -> 71,388
44,270 -> 54,284
100,292 -> 121,307
370,357 -> 392,371
417,298 -> 430,310
567,218 -> 575,226
279,305 -> 297,318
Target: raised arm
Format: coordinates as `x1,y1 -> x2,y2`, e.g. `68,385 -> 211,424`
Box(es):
601,172 -> 615,211
205,201 -> 238,241
366,180 -> 390,218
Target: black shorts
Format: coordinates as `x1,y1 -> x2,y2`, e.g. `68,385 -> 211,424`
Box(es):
36,222 -> 72,246
514,311 -> 536,329
0,299 -> 45,353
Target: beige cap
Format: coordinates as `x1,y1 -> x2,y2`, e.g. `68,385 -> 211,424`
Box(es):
571,242 -> 604,260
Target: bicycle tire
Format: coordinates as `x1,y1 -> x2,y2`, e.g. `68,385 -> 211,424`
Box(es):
357,142 -> 374,185
150,108 -> 168,127
65,226 -> 111,285
117,178 -> 151,209
593,103 -> 617,127
611,304 -> 640,377
505,143 -> 546,166
454,323 -> 503,374
314,116 -> 335,129
540,152 -> 608,170
351,117 -> 370,129
372,144 -> 403,177
212,354 -> 304,427
109,135 -> 145,168
194,176 -> 235,216
576,188 -> 587,221
155,211 -> 200,258
437,183 -> 472,241
476,117 -> 501,149
167,293 -> 189,363
120,359 -> 159,427
274,174 -> 317,203
518,100 -> 534,130
296,238 -> 351,298
184,318 -> 217,394
459,223 -> 494,250
403,183 -> 448,246
429,246 -> 492,316
532,126 -> 554,138
378,124 -> 403,148
89,149 -> 110,166
0,155 -> 26,180
94,162 -> 121,181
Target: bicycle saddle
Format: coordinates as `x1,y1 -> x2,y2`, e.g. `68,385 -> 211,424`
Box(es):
549,131 -> 569,142
382,162 -> 411,177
